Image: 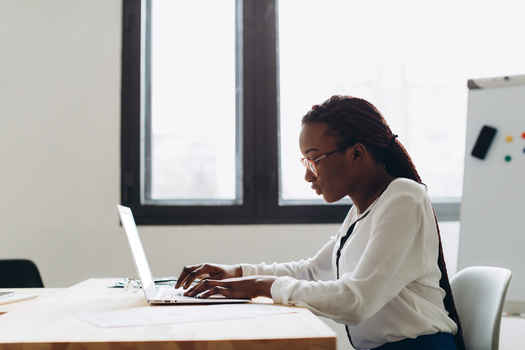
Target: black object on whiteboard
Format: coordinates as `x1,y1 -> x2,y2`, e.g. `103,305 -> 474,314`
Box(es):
471,125 -> 497,159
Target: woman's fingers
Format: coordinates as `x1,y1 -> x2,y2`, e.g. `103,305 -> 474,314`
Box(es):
175,264 -> 242,289
184,276 -> 275,299
175,264 -> 210,289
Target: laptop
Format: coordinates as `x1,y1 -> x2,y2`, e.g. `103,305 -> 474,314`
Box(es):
117,204 -> 249,304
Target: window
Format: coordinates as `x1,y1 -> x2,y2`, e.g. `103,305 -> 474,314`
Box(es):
121,0 -> 525,225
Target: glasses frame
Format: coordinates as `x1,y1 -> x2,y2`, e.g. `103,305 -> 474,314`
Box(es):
300,147 -> 346,177
123,277 -> 141,293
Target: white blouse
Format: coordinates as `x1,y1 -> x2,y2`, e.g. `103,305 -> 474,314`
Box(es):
241,178 -> 457,349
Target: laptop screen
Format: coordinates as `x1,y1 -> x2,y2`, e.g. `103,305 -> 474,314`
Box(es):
117,205 -> 155,292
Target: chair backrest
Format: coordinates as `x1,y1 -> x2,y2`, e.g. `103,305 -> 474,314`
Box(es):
451,266 -> 511,350
0,259 -> 44,288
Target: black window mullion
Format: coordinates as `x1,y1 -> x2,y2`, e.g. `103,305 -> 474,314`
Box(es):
142,0 -> 153,203
241,0 -> 257,222
249,0 -> 279,223
121,0 -> 142,209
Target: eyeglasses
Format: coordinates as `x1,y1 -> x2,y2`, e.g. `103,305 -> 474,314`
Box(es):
300,148 -> 344,177
123,277 -> 141,293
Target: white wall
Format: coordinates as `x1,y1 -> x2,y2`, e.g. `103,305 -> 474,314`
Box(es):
0,2 -> 461,349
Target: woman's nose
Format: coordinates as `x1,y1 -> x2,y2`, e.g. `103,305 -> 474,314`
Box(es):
304,168 -> 315,182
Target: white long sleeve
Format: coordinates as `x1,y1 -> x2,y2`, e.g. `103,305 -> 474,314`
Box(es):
241,178 -> 457,349
241,235 -> 336,281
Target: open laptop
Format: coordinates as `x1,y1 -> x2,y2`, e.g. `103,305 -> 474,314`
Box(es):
117,204 -> 249,304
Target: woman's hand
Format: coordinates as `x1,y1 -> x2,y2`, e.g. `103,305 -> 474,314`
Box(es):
184,276 -> 277,299
175,263 -> 242,289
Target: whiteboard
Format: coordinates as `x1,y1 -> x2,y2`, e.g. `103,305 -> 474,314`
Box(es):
459,74 -> 525,312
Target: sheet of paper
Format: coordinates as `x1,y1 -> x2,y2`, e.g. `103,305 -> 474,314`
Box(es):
0,293 -> 38,305
76,303 -> 297,328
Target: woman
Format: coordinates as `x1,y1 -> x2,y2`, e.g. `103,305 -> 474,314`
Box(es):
176,95 -> 464,350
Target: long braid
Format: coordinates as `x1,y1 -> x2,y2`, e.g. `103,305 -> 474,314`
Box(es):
302,95 -> 465,350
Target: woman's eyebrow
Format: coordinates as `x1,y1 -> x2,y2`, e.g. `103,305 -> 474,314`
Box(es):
304,148 -> 319,156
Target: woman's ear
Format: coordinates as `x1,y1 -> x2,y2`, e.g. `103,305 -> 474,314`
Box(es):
351,143 -> 367,165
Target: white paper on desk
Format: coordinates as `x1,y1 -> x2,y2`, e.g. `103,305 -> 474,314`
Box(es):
76,304 -> 297,328
0,293 -> 38,305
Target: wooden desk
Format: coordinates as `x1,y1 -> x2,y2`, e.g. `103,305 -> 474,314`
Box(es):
0,278 -> 336,350
0,288 -> 62,315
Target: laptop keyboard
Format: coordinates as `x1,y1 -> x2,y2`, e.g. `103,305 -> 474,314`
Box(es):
154,287 -> 191,300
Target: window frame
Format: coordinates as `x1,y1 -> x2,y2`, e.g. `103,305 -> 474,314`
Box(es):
121,0 -> 458,225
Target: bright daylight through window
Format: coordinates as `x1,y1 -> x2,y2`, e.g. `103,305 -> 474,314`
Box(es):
279,0 -> 525,203
147,1 -> 239,204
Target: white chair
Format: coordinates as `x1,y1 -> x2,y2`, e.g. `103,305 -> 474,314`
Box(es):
451,266 -> 512,350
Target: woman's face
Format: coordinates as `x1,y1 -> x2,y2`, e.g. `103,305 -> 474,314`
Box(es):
299,123 -> 356,203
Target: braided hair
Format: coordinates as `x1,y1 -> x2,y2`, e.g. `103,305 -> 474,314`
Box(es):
302,95 -> 465,350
